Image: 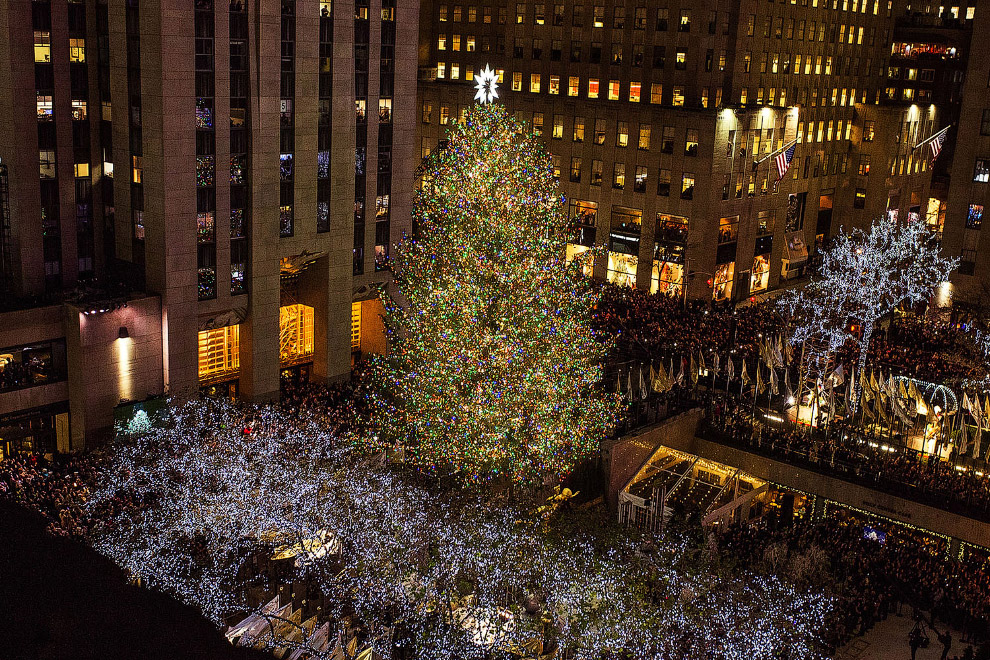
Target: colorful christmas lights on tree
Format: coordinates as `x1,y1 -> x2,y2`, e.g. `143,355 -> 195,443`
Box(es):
368,103 -> 621,485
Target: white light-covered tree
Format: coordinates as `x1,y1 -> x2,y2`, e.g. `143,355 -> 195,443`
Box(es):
778,218 -> 957,410
89,400 -> 833,660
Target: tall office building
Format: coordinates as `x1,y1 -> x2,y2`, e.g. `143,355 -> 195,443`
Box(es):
417,0 -> 957,302
0,0 -> 419,454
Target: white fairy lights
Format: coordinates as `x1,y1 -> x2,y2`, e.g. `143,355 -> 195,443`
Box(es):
89,399 -> 832,660
778,218 -> 957,411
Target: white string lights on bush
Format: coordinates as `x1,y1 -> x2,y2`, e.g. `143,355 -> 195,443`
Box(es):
88,399 -> 833,660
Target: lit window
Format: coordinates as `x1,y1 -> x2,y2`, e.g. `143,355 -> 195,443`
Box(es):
573,118 -> 585,142
279,304 -> 316,365
132,155 -> 143,184
638,124 -> 650,150
629,82 -> 641,102
974,158 -> 990,183
68,38 -> 86,63
613,163 -> 625,189
530,73 -> 541,93
685,129 -> 698,156
36,95 -> 53,121
466,36 -> 475,51
512,72 -> 522,91
450,63 -> 460,79
438,35 -> 447,50
718,216 -> 738,243
681,173 -> 695,199
858,154 -> 871,176
608,80 -> 620,101
34,31 -> 51,63
436,62 -> 446,78
198,211 -> 215,243
452,34 -> 461,51
74,163 -> 90,178
568,76 -> 579,96
552,115 -> 563,138
351,303 -> 362,351
606,252 -> 638,288
549,75 -> 559,94
616,121 -> 628,147
713,262 -> 734,301
634,166 -> 647,192
594,119 -> 606,145
672,87 -> 685,107
968,204 -> 984,230
71,99 -> 87,121
198,326 -> 240,382
588,78 -> 599,99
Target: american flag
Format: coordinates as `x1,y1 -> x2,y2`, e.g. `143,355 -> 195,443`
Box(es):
772,143 -> 796,193
929,127 -> 948,162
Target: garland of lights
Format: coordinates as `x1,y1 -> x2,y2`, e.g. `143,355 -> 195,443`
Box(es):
367,103 -> 622,486
88,399 -> 833,660
778,218 -> 958,412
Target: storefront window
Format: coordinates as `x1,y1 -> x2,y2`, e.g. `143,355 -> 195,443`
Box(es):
650,259 -> 683,296
565,244 -> 594,276
713,261 -> 735,300
607,252 -> 638,288
751,255 -> 770,293
0,341 -> 67,393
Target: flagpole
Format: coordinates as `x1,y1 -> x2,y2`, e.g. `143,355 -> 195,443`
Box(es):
910,124 -> 951,152
753,137 -> 799,168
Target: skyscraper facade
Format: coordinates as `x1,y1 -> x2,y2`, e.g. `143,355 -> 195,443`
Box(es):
416,0 -> 955,301
0,0 -> 420,453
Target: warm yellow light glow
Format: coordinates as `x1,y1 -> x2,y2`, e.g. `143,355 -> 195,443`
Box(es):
198,325 -> 240,382
351,302 -> 362,351
279,304 -> 315,365
116,337 -> 133,401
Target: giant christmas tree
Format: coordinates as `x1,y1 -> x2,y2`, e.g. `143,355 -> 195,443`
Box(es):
370,103 -> 620,486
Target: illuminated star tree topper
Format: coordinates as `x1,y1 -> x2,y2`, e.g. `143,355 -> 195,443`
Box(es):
473,63 -> 499,104
368,103 -> 621,486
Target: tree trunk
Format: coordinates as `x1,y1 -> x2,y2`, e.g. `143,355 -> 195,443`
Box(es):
851,319 -> 874,415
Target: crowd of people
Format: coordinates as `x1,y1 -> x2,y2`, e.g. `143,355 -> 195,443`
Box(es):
593,284 -> 783,366
836,317 -> 978,386
700,396 -> 990,522
717,516 -> 990,656
0,451 -> 117,539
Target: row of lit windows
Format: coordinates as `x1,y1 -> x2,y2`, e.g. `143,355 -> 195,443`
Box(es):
745,15 -> 878,43
34,31 -> 86,64
884,87 -> 933,103
437,63 -> 876,111
198,305 -> 320,382
437,0 -> 886,30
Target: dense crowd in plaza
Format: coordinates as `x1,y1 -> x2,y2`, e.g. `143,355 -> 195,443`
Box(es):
594,284 -> 783,363
702,397 -> 990,521
835,317 -> 977,385
0,451 -> 111,539
596,283 -> 982,388
718,517 -> 990,655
